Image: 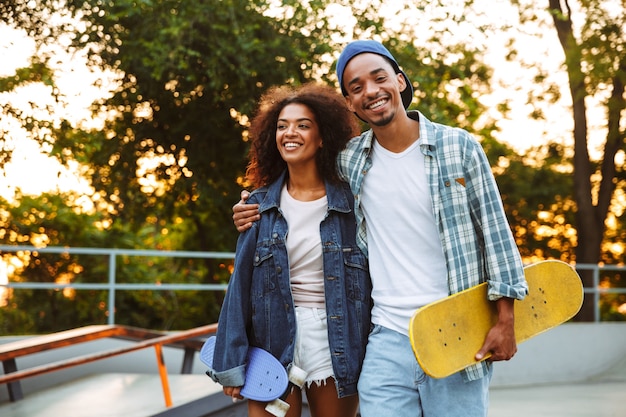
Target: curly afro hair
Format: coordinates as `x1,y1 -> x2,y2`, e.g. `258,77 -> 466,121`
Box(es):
245,83 -> 360,188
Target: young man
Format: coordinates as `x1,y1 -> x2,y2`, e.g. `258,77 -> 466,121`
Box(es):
234,40 -> 528,417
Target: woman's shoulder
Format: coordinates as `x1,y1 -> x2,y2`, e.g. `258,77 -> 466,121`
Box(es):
248,186 -> 269,203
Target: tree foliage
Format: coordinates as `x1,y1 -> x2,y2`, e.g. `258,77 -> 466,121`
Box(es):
507,0 -> 625,319
0,191 -> 109,333
1,0 -> 624,328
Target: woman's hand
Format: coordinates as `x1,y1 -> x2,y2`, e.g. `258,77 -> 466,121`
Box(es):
223,385 -> 243,401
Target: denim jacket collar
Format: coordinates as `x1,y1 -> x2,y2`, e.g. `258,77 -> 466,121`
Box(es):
258,170 -> 351,215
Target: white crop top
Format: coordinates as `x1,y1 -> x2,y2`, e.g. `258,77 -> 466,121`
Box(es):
280,185 -> 328,308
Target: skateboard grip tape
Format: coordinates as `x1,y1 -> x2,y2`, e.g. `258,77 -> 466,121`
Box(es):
240,347 -> 288,399
200,337 -> 288,402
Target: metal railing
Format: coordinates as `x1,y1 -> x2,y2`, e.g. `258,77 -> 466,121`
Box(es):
575,263 -> 626,322
0,323 -> 217,406
0,245 -> 624,323
0,245 -> 234,324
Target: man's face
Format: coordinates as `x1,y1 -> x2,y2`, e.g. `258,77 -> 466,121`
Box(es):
342,53 -> 407,127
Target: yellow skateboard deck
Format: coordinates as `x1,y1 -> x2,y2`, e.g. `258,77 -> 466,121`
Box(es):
408,260 -> 583,379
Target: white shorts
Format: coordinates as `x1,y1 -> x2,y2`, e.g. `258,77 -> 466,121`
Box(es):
293,306 -> 334,387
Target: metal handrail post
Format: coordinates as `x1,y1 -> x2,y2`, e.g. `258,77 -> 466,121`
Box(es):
108,253 -> 116,325
594,266 -> 600,323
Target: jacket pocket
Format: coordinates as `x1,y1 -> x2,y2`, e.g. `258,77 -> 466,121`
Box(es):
342,247 -> 370,301
251,245 -> 277,298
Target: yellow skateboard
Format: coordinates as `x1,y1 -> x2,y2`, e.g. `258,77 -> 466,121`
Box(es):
408,260 -> 583,378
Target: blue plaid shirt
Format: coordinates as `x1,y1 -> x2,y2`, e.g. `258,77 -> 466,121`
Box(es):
337,110 -> 528,380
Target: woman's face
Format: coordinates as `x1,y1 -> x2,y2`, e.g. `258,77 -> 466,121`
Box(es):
275,103 -> 322,168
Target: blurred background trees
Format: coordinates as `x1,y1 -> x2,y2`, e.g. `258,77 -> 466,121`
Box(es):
0,0 -> 624,330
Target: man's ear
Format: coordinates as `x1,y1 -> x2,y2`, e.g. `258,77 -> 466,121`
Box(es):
397,72 -> 407,93
345,96 -> 355,112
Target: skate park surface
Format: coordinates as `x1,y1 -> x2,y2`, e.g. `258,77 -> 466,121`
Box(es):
1,322 -> 625,417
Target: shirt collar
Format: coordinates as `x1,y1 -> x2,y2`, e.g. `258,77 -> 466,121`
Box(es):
364,110 -> 435,152
259,170 -> 351,214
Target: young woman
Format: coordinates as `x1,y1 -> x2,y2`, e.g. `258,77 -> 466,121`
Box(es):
206,83 -> 371,417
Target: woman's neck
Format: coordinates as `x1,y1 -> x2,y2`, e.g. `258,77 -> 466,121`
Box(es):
286,168 -> 326,201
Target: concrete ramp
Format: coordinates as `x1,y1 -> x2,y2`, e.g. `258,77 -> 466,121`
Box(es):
489,323 -> 626,417
491,323 -> 626,387
489,379 -> 626,417
0,373 -> 232,417
1,323 -> 624,417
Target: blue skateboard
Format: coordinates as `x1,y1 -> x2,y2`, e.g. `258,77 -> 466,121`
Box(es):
200,336 -> 307,416
200,336 -> 288,401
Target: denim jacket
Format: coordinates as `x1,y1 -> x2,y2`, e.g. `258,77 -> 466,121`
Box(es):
207,171 -> 372,398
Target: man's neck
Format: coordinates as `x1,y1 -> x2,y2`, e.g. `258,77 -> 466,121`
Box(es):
371,111 -> 420,153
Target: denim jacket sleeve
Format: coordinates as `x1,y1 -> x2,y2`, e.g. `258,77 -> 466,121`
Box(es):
206,192 -> 263,387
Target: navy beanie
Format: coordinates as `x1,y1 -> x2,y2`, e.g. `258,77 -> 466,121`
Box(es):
336,40 -> 413,109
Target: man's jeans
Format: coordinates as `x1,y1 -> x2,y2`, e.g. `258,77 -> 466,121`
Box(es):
357,325 -> 491,417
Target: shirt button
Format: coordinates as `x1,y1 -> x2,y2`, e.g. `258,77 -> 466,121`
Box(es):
276,266 -> 282,273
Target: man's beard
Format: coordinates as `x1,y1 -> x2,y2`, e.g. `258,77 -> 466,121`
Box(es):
369,110 -> 395,127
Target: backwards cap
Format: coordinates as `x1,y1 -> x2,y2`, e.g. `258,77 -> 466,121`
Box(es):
336,40 -> 413,109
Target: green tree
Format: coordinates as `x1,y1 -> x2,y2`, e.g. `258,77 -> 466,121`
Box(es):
0,0 -> 513,330
507,0 -> 626,320
6,0 -> 619,329
488,142 -> 577,262
0,190 -> 233,332
0,192 -> 110,333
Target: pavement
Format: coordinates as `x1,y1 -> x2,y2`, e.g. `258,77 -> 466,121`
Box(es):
0,373 -> 222,417
489,349 -> 626,417
489,380 -> 626,417
1,323 -> 625,417
1,371 -> 624,417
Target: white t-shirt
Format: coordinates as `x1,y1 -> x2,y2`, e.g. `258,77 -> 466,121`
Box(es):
280,185 -> 327,308
361,139 -> 448,335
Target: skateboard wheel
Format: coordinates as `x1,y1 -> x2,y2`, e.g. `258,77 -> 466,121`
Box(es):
287,365 -> 308,388
265,398 -> 290,417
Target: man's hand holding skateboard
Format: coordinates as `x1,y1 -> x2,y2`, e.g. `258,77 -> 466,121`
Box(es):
409,260 -> 583,378
474,297 -> 517,362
